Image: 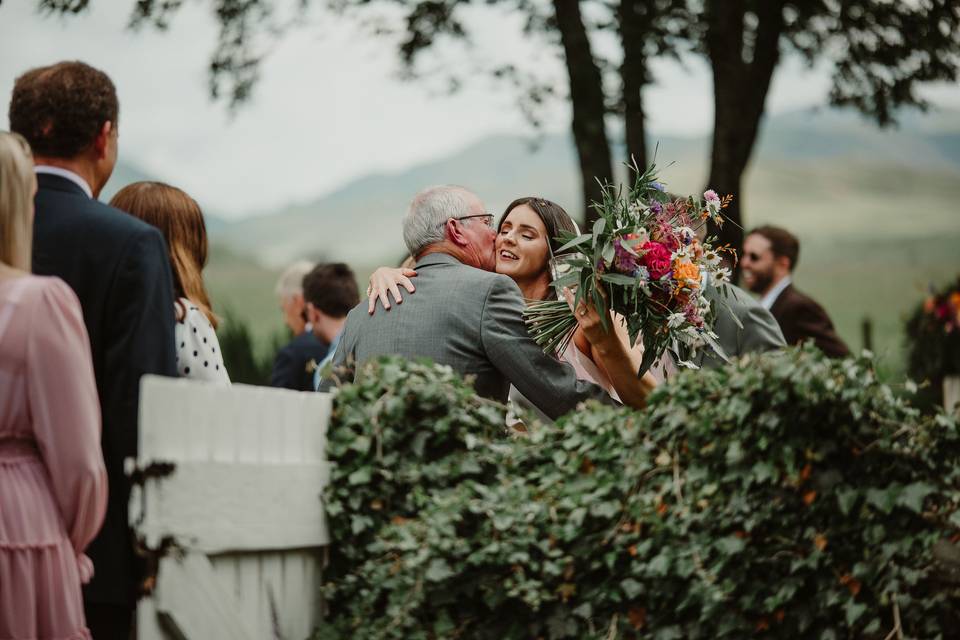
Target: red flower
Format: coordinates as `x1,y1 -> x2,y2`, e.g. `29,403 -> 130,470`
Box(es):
641,241 -> 672,280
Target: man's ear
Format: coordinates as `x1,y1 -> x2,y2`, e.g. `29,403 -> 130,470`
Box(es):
775,254 -> 792,274
305,301 -> 320,325
93,121 -> 113,159
446,219 -> 469,247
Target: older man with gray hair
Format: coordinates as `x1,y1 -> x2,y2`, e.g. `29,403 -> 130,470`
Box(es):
329,185 -> 649,418
271,259 -> 330,390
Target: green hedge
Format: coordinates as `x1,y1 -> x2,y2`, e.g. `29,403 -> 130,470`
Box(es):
318,348 -> 960,639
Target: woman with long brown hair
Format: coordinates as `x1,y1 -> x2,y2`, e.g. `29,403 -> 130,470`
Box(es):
110,182 -> 230,383
0,131 -> 107,639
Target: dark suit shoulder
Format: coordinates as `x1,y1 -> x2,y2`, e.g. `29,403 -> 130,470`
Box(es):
774,285 -> 826,318
36,187 -> 160,242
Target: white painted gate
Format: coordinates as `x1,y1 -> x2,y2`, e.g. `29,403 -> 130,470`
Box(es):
130,375 -> 332,639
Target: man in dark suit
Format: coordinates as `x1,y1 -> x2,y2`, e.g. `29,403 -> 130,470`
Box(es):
9,61 -> 177,638
741,225 -> 849,358
270,260 -> 330,390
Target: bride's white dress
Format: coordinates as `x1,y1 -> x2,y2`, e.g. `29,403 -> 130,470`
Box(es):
507,343 -> 673,426
507,342 -> 619,426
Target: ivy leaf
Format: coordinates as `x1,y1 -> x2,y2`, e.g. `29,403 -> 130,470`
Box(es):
572,602 -> 593,619
725,440 -> 745,464
866,487 -> 896,514
895,482 -> 936,513
836,488 -> 859,516
411,431 -> 429,458
621,578 -> 644,599
591,500 -> 620,519
949,510 -> 960,528
845,601 -> 867,626
425,558 -> 455,582
348,467 -> 372,485
648,553 -> 670,576
716,536 -> 746,555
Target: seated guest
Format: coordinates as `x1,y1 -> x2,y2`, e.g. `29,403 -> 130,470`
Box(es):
10,61 -> 177,634
271,260 -> 329,390
302,262 -> 360,390
741,225 -> 849,358
0,131 -> 108,640
110,182 -> 230,383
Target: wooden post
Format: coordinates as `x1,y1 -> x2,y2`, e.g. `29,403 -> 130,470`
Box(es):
861,316 -> 873,352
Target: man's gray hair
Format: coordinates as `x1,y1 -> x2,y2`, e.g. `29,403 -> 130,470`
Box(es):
274,260 -> 315,299
403,185 -> 475,256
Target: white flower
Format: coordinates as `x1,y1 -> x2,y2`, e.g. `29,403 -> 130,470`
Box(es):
681,326 -> 707,348
697,295 -> 711,315
672,246 -> 691,261
701,249 -> 722,268
667,312 -> 686,329
713,267 -> 732,284
627,200 -> 647,219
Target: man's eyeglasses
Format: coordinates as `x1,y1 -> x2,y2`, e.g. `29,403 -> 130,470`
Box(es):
452,214 -> 495,228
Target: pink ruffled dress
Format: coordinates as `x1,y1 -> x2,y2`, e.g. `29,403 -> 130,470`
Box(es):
0,275 -> 107,640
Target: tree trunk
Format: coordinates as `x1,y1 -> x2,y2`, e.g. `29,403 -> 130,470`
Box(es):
619,0 -> 649,182
705,0 -> 784,268
553,0 -> 614,226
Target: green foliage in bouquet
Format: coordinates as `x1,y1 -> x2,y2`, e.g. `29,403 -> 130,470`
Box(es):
523,161 -> 734,374
905,277 -> 960,393
317,350 -> 960,639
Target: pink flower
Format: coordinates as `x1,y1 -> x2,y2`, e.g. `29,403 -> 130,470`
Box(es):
640,241 -> 672,280
704,189 -> 720,204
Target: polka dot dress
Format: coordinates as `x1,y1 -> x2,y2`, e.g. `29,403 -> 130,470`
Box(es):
174,298 -> 230,384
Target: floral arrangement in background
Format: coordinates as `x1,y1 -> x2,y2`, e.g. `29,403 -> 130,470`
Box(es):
523,161 -> 735,374
906,277 -> 960,385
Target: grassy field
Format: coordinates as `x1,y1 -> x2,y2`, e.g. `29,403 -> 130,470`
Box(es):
205,245 -> 386,363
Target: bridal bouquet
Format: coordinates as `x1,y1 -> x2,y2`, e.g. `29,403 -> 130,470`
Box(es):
523,162 -> 734,374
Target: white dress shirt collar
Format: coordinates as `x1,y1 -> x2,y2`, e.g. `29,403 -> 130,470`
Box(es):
760,275 -> 792,310
35,165 -> 93,199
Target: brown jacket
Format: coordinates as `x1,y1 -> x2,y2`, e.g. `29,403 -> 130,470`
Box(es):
769,283 -> 849,358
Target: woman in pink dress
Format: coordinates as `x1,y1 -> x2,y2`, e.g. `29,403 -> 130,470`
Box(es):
0,131 -> 107,639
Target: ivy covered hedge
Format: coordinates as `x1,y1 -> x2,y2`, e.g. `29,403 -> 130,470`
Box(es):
318,348 -> 960,639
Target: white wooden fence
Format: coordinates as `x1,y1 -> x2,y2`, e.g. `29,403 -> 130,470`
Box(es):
130,375 -> 332,639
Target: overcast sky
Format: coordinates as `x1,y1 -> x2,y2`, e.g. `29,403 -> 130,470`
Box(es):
2,1 -> 958,219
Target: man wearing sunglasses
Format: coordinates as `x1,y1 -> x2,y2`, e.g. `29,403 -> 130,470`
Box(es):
741,225 -> 849,358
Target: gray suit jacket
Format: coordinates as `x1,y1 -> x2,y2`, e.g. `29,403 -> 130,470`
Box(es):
329,253 -> 615,419
696,282 -> 786,368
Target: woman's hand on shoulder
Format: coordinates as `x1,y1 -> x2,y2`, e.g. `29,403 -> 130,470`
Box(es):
367,267 -> 418,314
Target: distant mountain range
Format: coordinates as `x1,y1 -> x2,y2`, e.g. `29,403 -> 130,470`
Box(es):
104,107 -> 960,268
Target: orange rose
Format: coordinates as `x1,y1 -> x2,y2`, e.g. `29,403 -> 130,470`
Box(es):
672,260 -> 700,287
